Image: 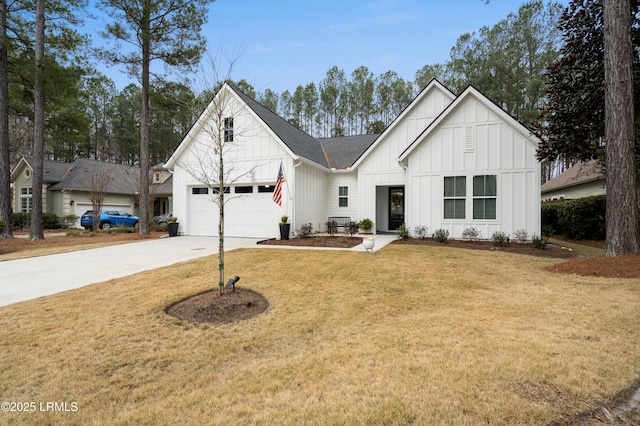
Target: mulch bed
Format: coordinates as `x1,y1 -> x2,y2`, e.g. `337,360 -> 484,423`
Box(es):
257,236 -> 362,248
166,288 -> 269,324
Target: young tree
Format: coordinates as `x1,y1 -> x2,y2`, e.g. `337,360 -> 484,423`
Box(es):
98,0 -> 213,235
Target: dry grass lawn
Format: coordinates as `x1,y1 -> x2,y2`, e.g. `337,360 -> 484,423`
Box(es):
1,245 -> 639,425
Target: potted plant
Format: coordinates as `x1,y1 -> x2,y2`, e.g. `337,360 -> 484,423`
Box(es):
167,216 -> 179,237
279,215 -> 290,240
360,218 -> 373,234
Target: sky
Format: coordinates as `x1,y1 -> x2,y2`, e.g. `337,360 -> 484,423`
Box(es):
91,0 -> 571,95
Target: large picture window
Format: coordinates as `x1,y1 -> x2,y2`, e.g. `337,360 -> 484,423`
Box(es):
473,175 -> 497,220
444,176 -> 466,219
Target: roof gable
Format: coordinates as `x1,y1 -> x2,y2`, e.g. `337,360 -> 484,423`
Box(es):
351,79 -> 455,169
11,156 -> 71,183
166,83 -> 330,170
318,134 -> 379,169
399,85 -> 539,161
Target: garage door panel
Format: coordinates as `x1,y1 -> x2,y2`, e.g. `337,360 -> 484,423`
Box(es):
188,187 -> 278,238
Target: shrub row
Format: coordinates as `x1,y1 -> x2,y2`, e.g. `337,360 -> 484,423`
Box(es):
542,195 -> 606,240
9,212 -> 79,230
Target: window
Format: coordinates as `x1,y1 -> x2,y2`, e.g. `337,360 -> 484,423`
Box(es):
224,117 -> 234,142
191,187 -> 209,195
258,185 -> 274,193
20,187 -> 33,213
473,175 -> 497,220
212,187 -> 230,194
338,186 -> 348,207
234,186 -> 253,194
443,176 -> 466,219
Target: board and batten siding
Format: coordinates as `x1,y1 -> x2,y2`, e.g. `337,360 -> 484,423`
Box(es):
293,161 -> 328,233
172,92 -> 293,236
326,173 -> 359,227
356,84 -> 454,226
405,94 -> 541,239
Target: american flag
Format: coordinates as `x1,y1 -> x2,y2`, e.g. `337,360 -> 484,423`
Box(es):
272,162 -> 285,206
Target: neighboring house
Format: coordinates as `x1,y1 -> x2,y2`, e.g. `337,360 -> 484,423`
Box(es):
10,157 -> 141,227
150,163 -> 173,217
166,80 -> 541,239
541,160 -> 605,202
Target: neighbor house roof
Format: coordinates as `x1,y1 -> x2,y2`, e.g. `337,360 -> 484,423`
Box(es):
541,160 -> 605,194
48,159 -> 139,194
11,156 -> 72,183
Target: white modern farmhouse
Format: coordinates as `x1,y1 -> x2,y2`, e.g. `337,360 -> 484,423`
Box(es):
166,80 -> 540,239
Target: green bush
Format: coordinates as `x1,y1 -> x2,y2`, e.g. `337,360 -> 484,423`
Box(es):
541,202 -> 562,235
11,212 -> 30,229
557,195 -> 605,240
432,228 -> 449,243
42,212 -> 61,229
397,224 -> 410,240
300,223 -> 313,238
531,234 -> 548,249
60,214 -> 79,229
491,231 -> 509,247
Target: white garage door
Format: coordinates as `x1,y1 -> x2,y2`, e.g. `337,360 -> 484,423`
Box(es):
188,186 -> 279,238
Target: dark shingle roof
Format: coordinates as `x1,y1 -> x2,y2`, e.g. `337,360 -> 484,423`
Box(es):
48,159 -> 139,194
23,156 -> 71,183
229,85 -> 330,168
541,160 -> 605,193
318,135 -> 379,169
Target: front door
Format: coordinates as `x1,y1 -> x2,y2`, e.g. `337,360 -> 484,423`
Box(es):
388,187 -> 404,230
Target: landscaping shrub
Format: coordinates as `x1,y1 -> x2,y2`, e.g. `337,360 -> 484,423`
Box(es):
60,214 -> 79,229
397,224 -> 410,240
359,218 -> 373,233
11,212 -> 30,229
541,202 -> 562,235
531,234 -> 548,249
413,225 -> 428,239
43,212 -> 61,229
557,195 -> 605,240
462,227 -> 481,242
326,220 -> 338,236
299,223 -> 313,238
346,221 -> 360,236
491,231 -> 509,246
432,228 -> 449,243
512,229 -> 528,243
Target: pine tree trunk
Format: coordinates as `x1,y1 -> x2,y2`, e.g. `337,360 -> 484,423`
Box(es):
138,1 -> 150,235
603,0 -> 639,256
0,0 -> 11,238
30,0 -> 45,241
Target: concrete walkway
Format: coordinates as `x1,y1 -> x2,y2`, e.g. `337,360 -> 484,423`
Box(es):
0,234 -> 396,307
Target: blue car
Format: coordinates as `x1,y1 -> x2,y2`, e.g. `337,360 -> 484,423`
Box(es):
80,210 -> 139,230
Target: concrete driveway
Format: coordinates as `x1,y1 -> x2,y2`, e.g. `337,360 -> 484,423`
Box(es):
0,234 -> 396,307
0,236 -> 260,307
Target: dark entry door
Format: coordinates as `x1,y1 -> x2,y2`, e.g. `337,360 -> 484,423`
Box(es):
388,187 -> 404,230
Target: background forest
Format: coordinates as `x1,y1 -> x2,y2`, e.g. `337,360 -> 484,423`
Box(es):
8,1 -> 563,179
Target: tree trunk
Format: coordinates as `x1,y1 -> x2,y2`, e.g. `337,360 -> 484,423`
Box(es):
0,0 -> 11,238
138,1 -> 150,235
603,0 -> 639,256
30,0 -> 45,241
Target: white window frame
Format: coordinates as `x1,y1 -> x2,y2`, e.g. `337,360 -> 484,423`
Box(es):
443,176 -> 466,220
338,186 -> 348,207
472,175 -> 497,220
20,186 -> 33,213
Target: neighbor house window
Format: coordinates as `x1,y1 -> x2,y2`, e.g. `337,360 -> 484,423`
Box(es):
338,186 -> 348,207
443,176 -> 466,220
20,187 -> 33,213
473,175 -> 497,220
224,117 -> 234,142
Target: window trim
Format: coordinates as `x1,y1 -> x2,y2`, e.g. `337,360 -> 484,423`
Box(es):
443,176 -> 466,220
338,186 -> 348,208
20,186 -> 33,213
472,175 -> 497,220
224,117 -> 234,142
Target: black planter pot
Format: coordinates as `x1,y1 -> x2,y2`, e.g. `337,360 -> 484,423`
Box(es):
279,223 -> 290,240
168,222 -> 179,237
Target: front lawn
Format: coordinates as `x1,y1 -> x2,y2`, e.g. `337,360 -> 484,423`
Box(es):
1,245 -> 639,424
